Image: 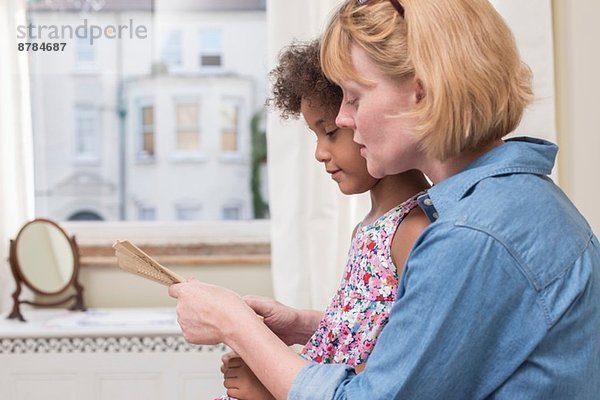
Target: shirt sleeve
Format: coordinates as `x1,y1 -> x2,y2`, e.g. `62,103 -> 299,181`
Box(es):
288,224 -> 548,399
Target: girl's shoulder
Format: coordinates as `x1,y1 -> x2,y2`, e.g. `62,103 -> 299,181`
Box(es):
362,191 -> 424,231
389,204 -> 430,269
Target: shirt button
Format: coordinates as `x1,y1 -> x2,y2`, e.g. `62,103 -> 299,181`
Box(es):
424,198 -> 433,206
432,212 -> 439,219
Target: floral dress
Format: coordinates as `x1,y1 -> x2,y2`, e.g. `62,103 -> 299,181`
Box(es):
300,193 -> 421,367
214,194 -> 421,399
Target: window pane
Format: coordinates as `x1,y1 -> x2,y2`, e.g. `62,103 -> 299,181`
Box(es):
200,54 -> 221,67
161,30 -> 182,66
200,30 -> 222,51
74,106 -> 98,160
177,130 -> 200,151
176,104 -> 198,127
28,1 -> 268,221
142,106 -> 154,126
176,103 -> 200,151
143,131 -> 155,156
176,205 -> 202,221
75,36 -> 95,64
222,205 -> 241,220
138,206 -> 156,221
221,101 -> 238,152
140,105 -> 155,157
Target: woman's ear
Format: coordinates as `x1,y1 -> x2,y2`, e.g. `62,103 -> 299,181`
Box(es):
415,79 -> 425,103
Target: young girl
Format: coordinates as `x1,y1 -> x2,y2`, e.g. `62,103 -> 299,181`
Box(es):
170,1 -> 599,399
215,39 -> 430,400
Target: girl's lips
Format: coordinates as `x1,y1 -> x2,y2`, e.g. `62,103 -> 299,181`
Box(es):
329,169 -> 342,181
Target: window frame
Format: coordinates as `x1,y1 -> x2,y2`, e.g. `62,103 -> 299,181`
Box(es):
136,99 -> 156,162
198,29 -> 223,71
74,36 -> 97,72
73,103 -> 100,165
172,96 -> 203,158
219,97 -> 243,154
160,29 -> 183,70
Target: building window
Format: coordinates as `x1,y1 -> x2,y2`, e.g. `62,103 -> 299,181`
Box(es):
139,104 -> 155,159
221,99 -> 240,152
176,204 -> 202,221
222,204 -> 241,220
68,211 -> 103,221
138,205 -> 156,221
175,102 -> 200,152
74,105 -> 99,162
75,36 -> 95,67
161,30 -> 182,67
198,30 -> 222,68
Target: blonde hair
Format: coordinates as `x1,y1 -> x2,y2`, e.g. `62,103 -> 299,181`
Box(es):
321,0 -> 533,161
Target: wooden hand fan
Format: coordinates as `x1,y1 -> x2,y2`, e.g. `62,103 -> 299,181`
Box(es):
112,240 -> 184,286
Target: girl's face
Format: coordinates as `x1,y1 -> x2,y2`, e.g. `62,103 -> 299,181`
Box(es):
301,97 -> 379,195
335,44 -> 424,179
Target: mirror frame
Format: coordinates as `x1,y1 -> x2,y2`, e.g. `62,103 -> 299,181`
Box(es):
7,218 -> 86,322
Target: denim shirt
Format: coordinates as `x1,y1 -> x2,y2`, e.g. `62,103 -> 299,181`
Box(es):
289,137 -> 600,400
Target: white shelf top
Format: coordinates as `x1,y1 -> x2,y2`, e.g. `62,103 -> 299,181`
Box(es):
0,308 -> 183,338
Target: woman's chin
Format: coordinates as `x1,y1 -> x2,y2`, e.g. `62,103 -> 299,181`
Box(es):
366,165 -> 385,180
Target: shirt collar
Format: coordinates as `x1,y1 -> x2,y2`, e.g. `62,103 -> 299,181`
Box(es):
425,137 -> 558,217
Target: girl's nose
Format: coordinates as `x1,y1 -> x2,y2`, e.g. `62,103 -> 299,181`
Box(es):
314,140 -> 331,163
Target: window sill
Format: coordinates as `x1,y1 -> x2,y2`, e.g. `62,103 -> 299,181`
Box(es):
134,154 -> 156,164
169,153 -> 208,163
63,220 -> 271,268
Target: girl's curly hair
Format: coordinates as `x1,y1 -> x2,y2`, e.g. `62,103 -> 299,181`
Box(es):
268,39 -> 343,120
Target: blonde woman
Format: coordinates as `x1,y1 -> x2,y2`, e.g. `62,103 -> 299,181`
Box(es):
170,1 -> 600,398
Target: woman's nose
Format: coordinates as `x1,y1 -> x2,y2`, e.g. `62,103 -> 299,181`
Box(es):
335,107 -> 354,130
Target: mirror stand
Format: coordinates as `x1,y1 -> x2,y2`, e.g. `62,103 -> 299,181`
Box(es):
7,236 -> 87,322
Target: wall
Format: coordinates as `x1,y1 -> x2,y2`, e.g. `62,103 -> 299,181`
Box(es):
66,221 -> 273,308
553,0 -> 600,233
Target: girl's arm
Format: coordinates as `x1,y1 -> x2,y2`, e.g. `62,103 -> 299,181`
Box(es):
221,352 -> 276,400
390,207 -> 430,273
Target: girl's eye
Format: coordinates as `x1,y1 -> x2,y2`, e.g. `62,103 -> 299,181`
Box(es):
325,128 -> 339,138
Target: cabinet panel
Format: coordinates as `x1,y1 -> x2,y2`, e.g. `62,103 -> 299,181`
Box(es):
0,309 -> 229,400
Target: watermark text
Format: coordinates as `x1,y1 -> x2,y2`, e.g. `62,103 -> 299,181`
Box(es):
16,19 -> 148,45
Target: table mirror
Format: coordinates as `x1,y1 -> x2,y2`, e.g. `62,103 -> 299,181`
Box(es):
7,218 -> 86,322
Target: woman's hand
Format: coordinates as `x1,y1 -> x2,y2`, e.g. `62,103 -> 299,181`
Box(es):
170,280 -> 309,400
168,278 -> 254,345
221,352 -> 276,400
243,295 -> 323,345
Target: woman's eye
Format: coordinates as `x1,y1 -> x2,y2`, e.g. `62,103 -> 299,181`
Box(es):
345,98 -> 358,107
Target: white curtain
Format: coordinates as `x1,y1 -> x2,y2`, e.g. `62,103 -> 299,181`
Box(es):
267,0 -> 370,310
491,0 -> 558,168
266,0 -> 556,310
0,0 -> 34,313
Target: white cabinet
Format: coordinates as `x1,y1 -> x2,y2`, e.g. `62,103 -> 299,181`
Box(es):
0,308 -> 228,400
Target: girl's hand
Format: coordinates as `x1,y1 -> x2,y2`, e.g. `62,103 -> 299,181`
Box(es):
221,352 -> 276,400
168,278 -> 254,345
